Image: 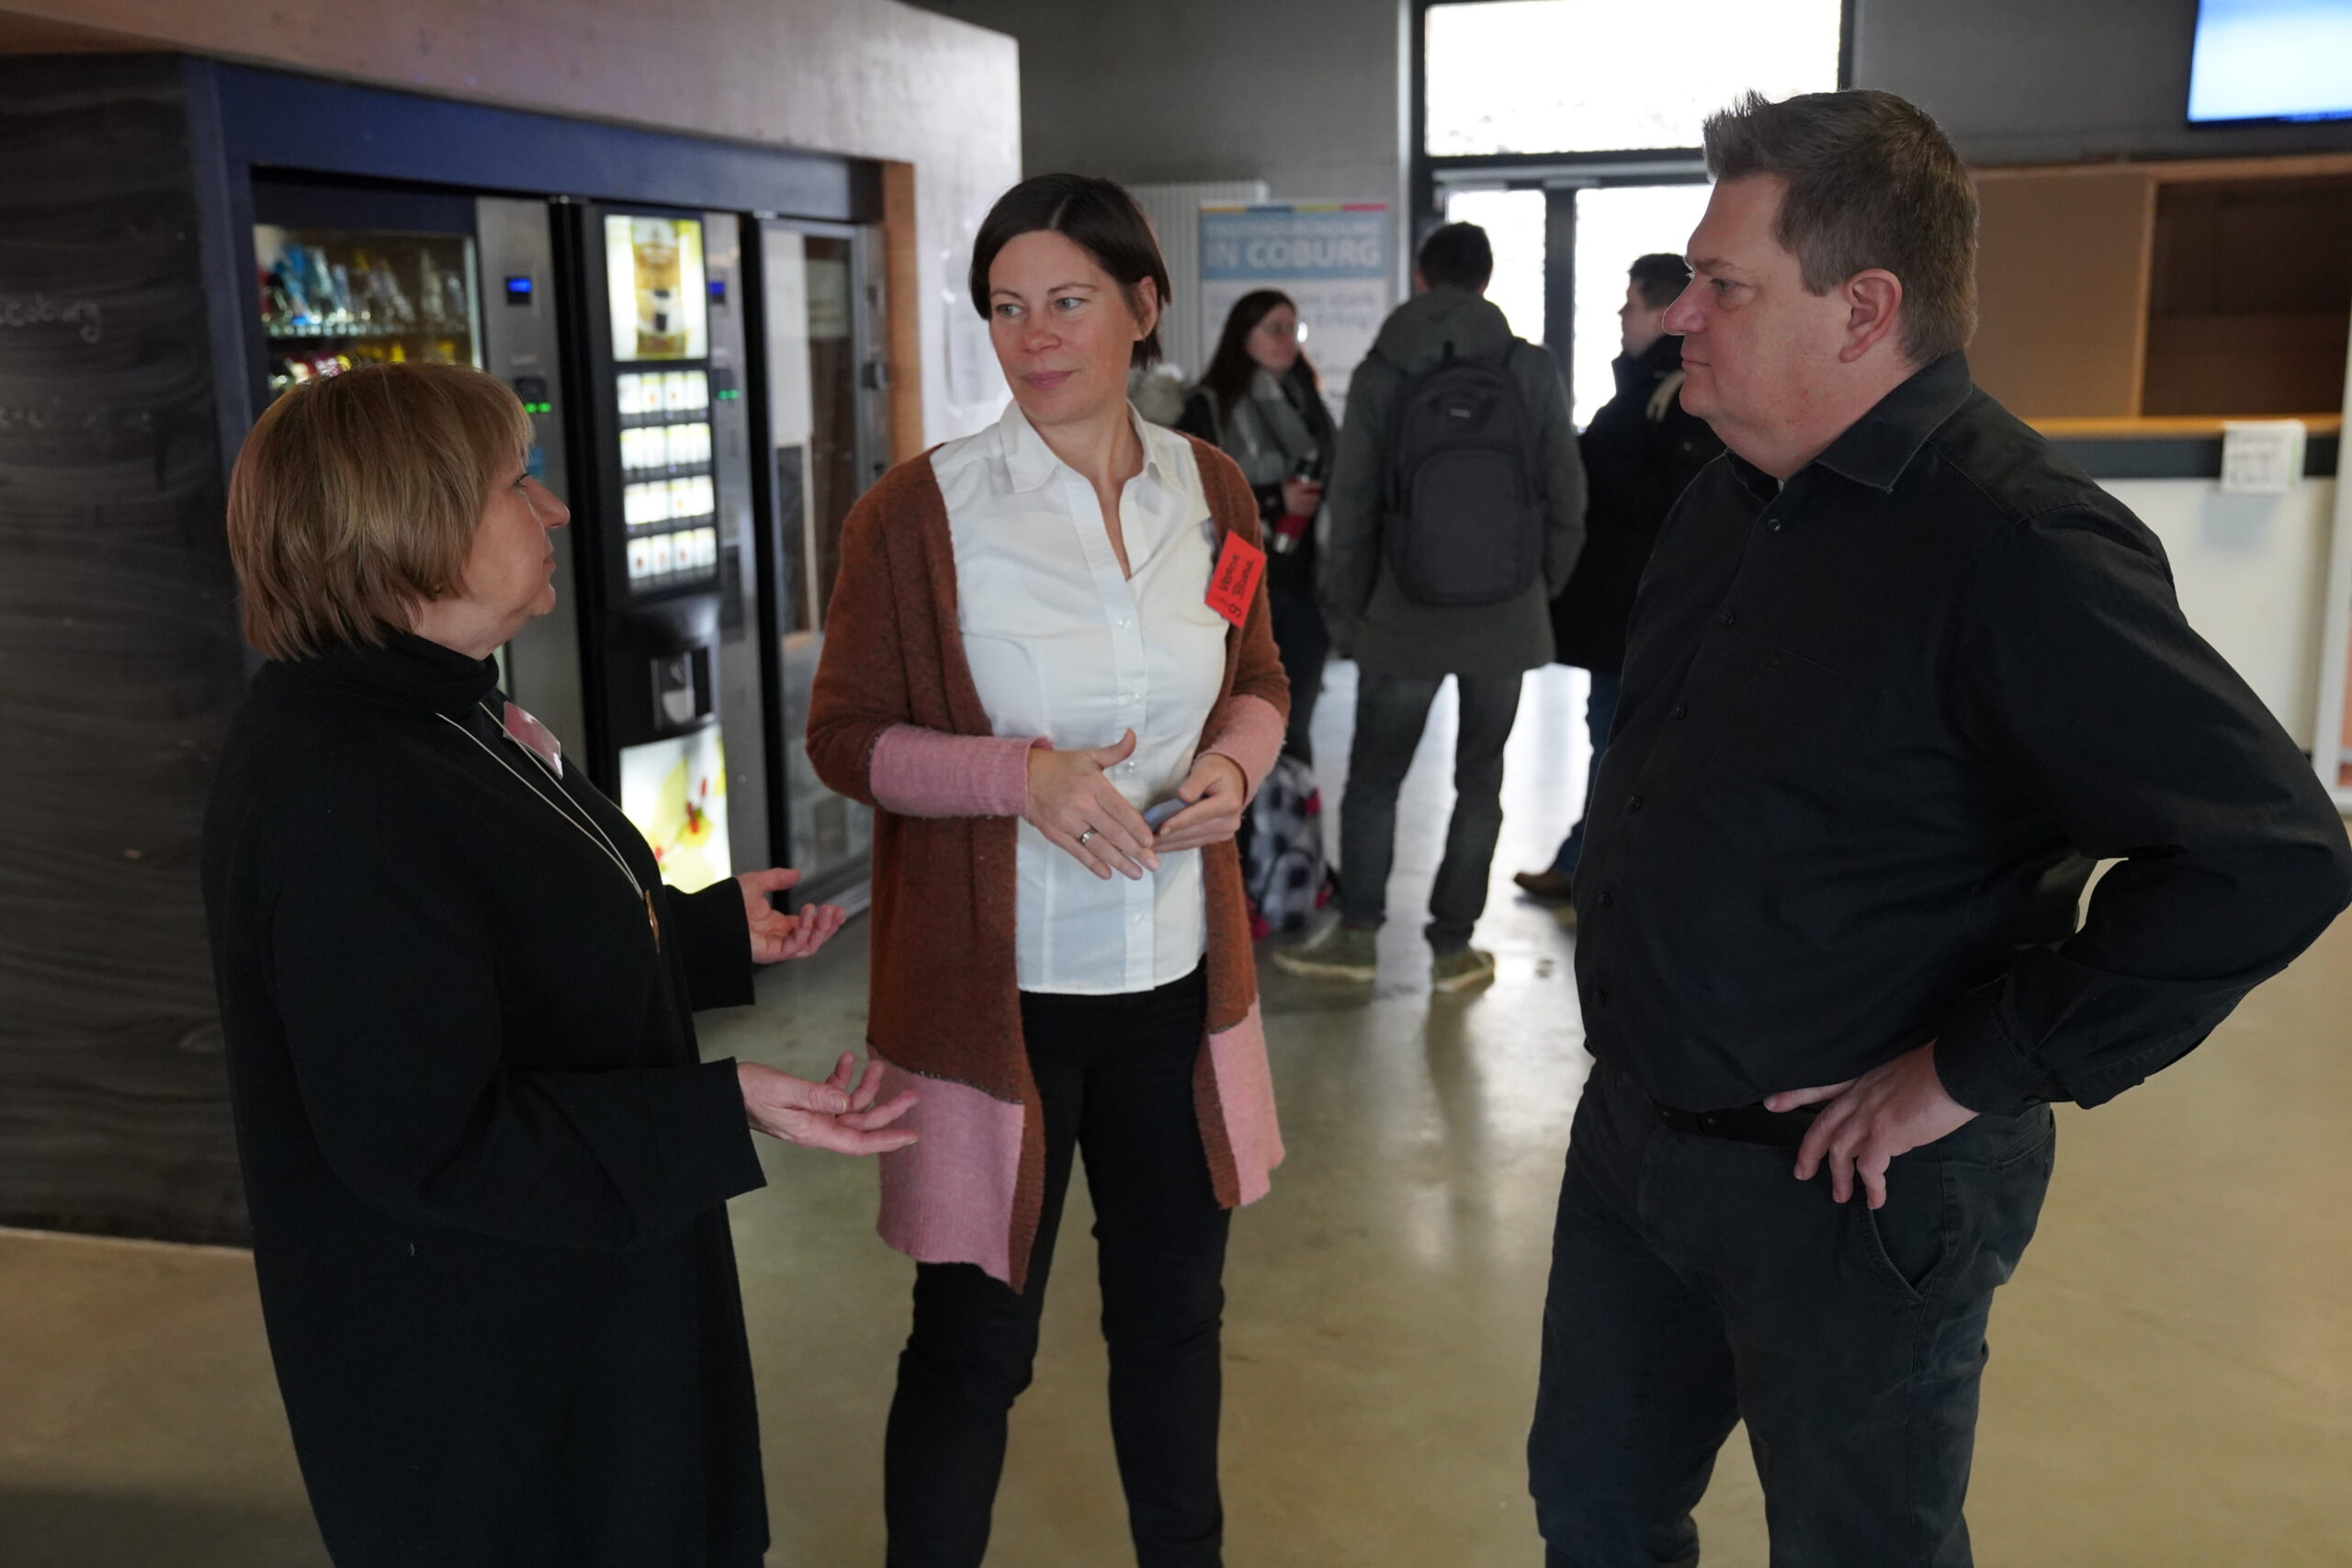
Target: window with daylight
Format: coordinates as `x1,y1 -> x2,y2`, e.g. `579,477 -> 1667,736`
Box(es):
1425,0 -> 1844,156
1442,187 -> 1549,347
1569,184 -> 1713,426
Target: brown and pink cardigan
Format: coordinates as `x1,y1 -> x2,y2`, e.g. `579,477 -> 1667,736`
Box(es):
806,433 -> 1290,1290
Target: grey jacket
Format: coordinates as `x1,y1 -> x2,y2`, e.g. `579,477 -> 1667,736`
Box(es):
1322,288 -> 1587,677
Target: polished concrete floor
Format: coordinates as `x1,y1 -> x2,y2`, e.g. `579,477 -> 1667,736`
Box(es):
5,661 -> 2350,1566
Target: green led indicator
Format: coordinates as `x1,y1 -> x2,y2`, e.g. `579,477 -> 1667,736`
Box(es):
523,401 -> 553,414
717,389 -> 741,400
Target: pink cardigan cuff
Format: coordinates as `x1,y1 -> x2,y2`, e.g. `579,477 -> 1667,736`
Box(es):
1197,694 -> 1284,804
869,727 -> 1044,818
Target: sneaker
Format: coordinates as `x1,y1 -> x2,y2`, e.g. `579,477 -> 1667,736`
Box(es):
1272,921 -> 1380,981
1430,946 -> 1497,992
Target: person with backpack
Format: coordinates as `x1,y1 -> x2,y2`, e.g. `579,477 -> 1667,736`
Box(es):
1275,221 -> 1585,991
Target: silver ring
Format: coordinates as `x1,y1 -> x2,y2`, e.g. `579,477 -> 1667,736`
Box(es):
1078,828 -> 1097,845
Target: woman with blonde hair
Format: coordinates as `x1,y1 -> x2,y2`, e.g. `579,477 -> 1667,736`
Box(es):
808,173 -> 1288,1566
202,361 -> 914,1567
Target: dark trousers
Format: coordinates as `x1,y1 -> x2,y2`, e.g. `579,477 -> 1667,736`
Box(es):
1267,578 -> 1329,764
1529,1060 -> 2055,1568
1547,671 -> 1622,878
884,966 -> 1228,1568
1337,669 -> 1523,953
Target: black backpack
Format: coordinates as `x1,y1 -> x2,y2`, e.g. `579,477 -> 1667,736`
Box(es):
1380,342 -> 1546,607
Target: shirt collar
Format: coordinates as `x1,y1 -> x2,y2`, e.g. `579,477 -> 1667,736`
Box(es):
1808,352 -> 1975,494
998,397 -> 1176,495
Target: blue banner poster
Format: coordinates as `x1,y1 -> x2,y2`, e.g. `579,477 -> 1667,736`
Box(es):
1199,203 -> 1391,416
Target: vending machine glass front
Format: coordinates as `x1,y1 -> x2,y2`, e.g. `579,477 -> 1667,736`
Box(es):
605,215 -> 722,601
254,225 -> 482,397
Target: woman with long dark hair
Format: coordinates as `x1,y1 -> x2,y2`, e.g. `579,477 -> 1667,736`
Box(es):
1177,290 -> 1338,761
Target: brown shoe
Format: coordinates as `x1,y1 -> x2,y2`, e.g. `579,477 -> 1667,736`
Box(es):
1512,869 -> 1575,903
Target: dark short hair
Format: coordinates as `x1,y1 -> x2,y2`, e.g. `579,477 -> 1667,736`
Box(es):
1627,253 -> 1691,310
1702,89 -> 1978,365
967,173 -> 1171,367
1417,221 -> 1494,291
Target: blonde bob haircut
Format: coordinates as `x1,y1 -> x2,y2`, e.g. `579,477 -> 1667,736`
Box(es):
227,362 -> 533,660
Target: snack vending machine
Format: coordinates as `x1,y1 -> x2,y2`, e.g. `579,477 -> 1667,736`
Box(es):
245,182 -> 882,905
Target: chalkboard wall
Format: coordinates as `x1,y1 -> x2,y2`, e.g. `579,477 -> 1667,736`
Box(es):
0,56 -> 250,1243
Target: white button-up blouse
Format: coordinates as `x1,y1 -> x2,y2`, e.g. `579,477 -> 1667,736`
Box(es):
931,400 -> 1227,996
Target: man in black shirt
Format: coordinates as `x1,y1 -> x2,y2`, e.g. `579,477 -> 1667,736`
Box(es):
1527,90 -> 2352,1567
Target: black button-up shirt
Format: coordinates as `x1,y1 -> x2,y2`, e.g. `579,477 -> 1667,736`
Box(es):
1575,353 -> 2352,1117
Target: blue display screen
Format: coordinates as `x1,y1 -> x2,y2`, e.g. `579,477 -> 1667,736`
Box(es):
504,275 -> 535,305
2188,0 -> 2352,123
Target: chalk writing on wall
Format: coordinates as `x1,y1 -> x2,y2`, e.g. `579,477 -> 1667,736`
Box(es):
0,293 -> 104,344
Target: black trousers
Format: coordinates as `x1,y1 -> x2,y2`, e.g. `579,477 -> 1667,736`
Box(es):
1528,1060 -> 2055,1568
884,965 -> 1228,1568
1266,577 -> 1329,764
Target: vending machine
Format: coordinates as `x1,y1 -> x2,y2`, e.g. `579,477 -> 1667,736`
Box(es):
563,203 -> 764,892
750,218 -> 891,908
243,179 -> 887,907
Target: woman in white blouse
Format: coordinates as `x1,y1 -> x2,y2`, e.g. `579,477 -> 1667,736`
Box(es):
808,175 -> 1290,1566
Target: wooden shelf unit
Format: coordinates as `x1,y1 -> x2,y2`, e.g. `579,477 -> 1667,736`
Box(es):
1973,154 -> 2352,424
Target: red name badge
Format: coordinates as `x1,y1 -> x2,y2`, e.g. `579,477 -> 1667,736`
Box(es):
1205,531 -> 1266,628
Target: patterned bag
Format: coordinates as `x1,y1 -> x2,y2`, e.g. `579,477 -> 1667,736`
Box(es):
1243,754 -> 1333,939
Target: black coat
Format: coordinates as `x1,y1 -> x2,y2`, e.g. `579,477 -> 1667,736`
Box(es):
201,634 -> 770,1568
1550,334 -> 1723,675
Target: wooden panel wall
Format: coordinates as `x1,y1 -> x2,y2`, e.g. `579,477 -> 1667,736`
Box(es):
2143,175 -> 2352,416
1972,168 -> 2154,420
0,56 -> 250,1242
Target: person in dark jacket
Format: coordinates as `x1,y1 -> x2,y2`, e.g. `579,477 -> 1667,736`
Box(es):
1177,288 -> 1338,762
201,362 -> 916,1568
1515,253 -> 1721,905
1275,221 -> 1586,992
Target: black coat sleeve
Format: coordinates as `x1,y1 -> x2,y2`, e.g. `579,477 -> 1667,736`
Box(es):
1933,507 -> 2352,1114
267,795 -> 766,1248
1172,388 -> 1217,444
663,877 -> 756,1011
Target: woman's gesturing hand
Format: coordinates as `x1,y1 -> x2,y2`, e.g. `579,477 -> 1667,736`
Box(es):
736,867 -> 849,964
1148,754 -> 1247,852
739,1054 -> 918,1156
1025,730 -> 1160,881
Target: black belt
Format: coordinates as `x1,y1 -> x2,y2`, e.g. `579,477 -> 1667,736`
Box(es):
1650,1098 -> 1823,1148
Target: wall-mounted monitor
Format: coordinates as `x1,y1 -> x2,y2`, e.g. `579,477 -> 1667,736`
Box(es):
2188,0 -> 2352,126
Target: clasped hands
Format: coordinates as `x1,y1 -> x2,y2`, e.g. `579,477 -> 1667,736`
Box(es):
1024,729 -> 1246,880
1765,1041 -> 1977,1209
